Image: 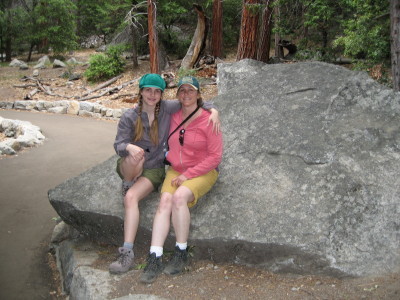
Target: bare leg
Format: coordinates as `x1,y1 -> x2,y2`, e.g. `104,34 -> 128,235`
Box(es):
150,192 -> 173,247
171,186 -> 194,243
123,177 -> 154,243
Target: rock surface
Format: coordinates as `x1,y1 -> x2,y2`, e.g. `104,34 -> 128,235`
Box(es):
0,116 -> 45,155
49,60 -> 400,279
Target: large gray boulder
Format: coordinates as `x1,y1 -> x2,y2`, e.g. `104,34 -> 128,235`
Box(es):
48,60 -> 400,277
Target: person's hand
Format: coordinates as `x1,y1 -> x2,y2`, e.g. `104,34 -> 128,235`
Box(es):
171,174 -> 188,187
126,144 -> 144,161
207,108 -> 221,134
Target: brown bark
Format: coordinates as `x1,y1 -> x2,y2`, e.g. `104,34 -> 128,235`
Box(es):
180,5 -> 208,70
257,0 -> 274,62
147,0 -> 159,73
131,26 -> 139,68
211,0 -> 223,58
236,0 -> 261,61
274,5 -> 284,59
391,0 -> 400,91
5,38 -> 12,62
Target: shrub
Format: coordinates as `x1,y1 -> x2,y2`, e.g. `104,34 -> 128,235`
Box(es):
84,45 -> 126,82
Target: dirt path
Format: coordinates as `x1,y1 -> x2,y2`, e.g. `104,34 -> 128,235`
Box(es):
0,110 -> 117,299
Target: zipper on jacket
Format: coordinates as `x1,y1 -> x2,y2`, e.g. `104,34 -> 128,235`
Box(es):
179,149 -> 183,168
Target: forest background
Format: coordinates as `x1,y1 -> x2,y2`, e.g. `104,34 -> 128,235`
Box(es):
0,0 -> 397,90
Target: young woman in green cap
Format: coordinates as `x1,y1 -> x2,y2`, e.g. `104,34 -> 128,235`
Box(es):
110,73 -> 220,274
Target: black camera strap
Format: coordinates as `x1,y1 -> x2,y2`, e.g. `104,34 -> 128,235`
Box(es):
166,105 -> 200,145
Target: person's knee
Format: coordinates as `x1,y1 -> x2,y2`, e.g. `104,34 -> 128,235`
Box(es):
158,193 -> 173,212
172,192 -> 190,209
124,191 -> 140,208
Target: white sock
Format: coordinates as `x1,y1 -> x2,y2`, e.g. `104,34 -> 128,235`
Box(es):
150,246 -> 163,257
176,242 -> 187,251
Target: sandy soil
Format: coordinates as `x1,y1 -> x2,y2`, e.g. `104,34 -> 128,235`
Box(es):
93,241 -> 399,300
0,49 -> 218,108
1,50 -> 399,300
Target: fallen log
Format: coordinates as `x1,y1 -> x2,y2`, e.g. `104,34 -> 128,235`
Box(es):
80,75 -> 123,98
24,88 -> 39,100
13,84 -> 37,88
16,76 -> 73,99
77,77 -> 139,101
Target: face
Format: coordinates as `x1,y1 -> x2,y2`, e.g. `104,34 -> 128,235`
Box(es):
140,87 -> 162,107
177,84 -> 198,107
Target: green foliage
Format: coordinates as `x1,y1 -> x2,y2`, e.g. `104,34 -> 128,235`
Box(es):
0,6 -> 30,54
159,2 -> 187,27
221,0 -> 242,48
84,44 -> 126,82
159,29 -> 191,59
157,1 -> 190,58
333,0 -> 390,62
33,0 -> 78,54
76,0 -> 133,43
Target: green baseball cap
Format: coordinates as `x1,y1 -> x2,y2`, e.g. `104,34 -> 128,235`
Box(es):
178,76 -> 200,90
139,73 -> 166,91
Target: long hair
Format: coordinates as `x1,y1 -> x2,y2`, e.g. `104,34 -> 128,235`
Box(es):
197,94 -> 204,107
133,92 -> 161,145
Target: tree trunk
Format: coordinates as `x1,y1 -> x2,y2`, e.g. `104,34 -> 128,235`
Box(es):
274,5 -> 284,58
391,0 -> 400,91
180,4 -> 208,70
27,43 -> 35,62
236,0 -> 261,61
131,25 -> 139,68
5,38 -> 12,62
0,36 -> 3,62
257,0 -> 274,62
211,0 -> 223,58
147,0 -> 159,73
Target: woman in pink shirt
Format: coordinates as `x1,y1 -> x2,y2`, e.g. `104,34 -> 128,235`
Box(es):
140,76 -> 223,283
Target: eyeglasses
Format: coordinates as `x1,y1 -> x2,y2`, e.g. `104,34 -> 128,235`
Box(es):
179,129 -> 185,146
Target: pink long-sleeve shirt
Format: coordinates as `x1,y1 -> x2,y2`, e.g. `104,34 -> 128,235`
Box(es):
165,108 -> 223,179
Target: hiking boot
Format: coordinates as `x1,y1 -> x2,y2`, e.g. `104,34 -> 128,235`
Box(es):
140,253 -> 164,284
109,247 -> 134,274
163,246 -> 188,275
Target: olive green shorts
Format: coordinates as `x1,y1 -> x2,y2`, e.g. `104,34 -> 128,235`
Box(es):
161,167 -> 219,208
116,157 -> 166,190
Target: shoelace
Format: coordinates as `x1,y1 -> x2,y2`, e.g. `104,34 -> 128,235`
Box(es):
171,250 -> 186,263
117,252 -> 130,266
145,255 -> 160,271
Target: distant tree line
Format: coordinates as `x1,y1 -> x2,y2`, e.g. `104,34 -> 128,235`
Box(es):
0,0 -> 397,89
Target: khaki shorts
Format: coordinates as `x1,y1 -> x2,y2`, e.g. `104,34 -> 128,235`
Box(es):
116,157 -> 165,190
161,167 -> 219,208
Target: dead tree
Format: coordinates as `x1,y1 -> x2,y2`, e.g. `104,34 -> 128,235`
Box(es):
180,5 -> 208,70
391,0 -> 400,91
